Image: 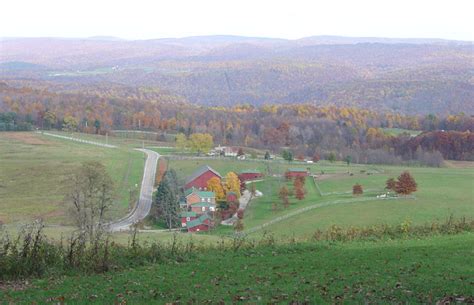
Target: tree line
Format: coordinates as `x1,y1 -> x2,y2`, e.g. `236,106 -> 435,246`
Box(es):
1,82 -> 473,162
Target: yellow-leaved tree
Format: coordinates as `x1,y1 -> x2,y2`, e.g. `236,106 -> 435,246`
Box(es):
175,133 -> 188,153
207,177 -> 225,201
224,172 -> 241,198
189,133 -> 213,154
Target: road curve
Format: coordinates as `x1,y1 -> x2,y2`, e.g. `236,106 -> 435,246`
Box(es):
108,148 -> 160,232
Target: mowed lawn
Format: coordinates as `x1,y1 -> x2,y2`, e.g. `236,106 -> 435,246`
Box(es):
248,165 -> 474,239
0,132 -> 144,224
2,233 -> 473,304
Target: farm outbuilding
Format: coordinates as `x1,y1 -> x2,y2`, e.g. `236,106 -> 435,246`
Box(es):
186,214 -> 212,232
180,211 -> 198,228
286,168 -> 310,178
238,170 -> 263,182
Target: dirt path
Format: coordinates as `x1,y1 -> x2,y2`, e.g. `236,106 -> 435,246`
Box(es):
221,190 -> 254,226
242,196 -> 413,235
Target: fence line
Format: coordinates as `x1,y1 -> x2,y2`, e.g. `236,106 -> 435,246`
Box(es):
37,132 -> 117,148
243,196 -> 413,235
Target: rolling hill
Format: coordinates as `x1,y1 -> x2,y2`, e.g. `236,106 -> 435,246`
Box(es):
1,35 -> 473,114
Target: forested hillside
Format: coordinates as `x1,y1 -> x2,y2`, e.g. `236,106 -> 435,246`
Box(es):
1,36 -> 472,114
1,81 -> 473,162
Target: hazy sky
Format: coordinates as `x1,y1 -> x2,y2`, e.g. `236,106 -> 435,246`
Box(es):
2,0 -> 473,40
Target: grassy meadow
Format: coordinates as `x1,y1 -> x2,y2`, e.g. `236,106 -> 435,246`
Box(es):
2,233 -> 472,303
1,131 -> 473,243
0,132 -> 145,224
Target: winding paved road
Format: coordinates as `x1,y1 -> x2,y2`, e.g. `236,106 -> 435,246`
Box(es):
108,149 -> 160,232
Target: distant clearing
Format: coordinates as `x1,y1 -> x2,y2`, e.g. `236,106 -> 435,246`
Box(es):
2,132 -> 53,145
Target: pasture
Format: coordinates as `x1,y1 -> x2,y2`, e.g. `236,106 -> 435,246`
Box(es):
0,132 -> 145,224
1,131 -> 473,244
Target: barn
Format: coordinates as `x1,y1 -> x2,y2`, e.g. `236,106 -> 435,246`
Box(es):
286,168 -> 310,178
239,170 -> 263,182
187,214 -> 212,232
184,165 -> 222,190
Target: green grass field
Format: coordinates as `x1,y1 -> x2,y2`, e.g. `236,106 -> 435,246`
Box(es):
0,132 -> 145,224
2,233 -> 472,304
246,166 -> 473,239
166,158 -> 474,239
2,131 -> 473,244
382,128 -> 422,137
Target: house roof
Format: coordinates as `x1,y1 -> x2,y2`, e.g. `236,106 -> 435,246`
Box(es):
185,165 -> 222,185
288,168 -> 308,172
184,188 -> 215,198
184,187 -> 197,196
190,202 -> 216,208
180,211 -> 197,218
198,191 -> 215,198
187,214 -> 211,228
240,169 -> 261,174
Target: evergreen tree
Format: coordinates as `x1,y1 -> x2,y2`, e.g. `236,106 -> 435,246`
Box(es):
154,170 -> 180,230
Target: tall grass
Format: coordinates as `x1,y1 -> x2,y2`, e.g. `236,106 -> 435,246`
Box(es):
1,216 -> 472,280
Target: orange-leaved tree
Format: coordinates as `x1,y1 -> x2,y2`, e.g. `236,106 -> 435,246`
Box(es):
352,183 -> 363,196
385,178 -> 396,191
395,171 -> 417,195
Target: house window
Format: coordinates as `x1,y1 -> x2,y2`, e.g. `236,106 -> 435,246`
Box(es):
186,217 -> 190,221
202,207 -> 206,212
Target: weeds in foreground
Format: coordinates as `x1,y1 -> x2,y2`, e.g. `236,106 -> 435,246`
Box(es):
0,216 -> 472,280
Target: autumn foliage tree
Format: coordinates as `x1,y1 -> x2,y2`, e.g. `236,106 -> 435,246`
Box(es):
189,133 -> 213,155
293,176 -> 306,200
352,183 -> 363,196
175,133 -> 188,152
312,152 -> 320,163
385,178 -> 396,191
224,172 -> 241,198
207,177 -> 225,201
395,171 -> 417,195
278,185 -> 290,208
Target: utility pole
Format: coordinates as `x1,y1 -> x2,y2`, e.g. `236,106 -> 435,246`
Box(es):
106,132 -> 108,145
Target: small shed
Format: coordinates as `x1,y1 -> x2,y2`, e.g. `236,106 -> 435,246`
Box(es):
226,191 -> 238,203
286,168 -> 310,178
238,170 -> 263,182
187,214 -> 212,232
180,211 -> 198,228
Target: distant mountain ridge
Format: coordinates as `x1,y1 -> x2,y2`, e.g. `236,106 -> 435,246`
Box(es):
0,35 -> 472,115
